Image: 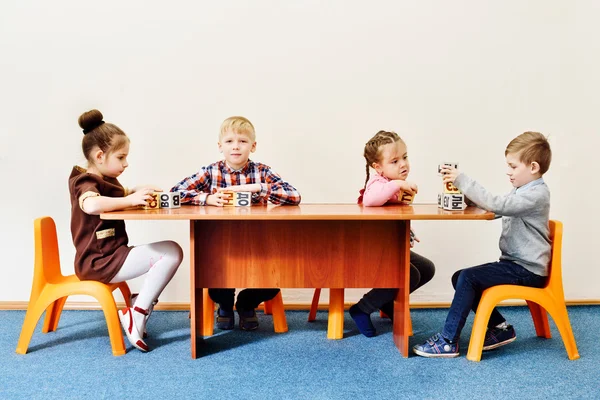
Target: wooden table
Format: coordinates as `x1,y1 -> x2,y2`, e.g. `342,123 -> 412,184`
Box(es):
102,204 -> 494,358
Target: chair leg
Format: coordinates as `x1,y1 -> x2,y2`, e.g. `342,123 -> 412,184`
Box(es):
308,288 -> 321,322
16,294 -> 54,355
546,303 -> 580,360
327,289 -> 344,339
526,300 -> 551,338
269,292 -> 288,333
42,296 -> 68,333
202,289 -> 215,337
263,299 -> 273,315
94,289 -> 126,356
466,295 -> 497,362
117,282 -> 132,308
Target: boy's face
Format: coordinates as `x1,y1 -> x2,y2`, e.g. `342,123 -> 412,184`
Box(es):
218,130 -> 256,170
373,141 -> 410,181
505,152 -> 541,188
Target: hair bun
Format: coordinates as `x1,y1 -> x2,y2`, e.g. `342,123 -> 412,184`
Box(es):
78,109 -> 105,134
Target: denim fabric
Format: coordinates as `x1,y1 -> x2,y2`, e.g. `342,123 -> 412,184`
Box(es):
441,260 -> 546,342
209,288 -> 280,311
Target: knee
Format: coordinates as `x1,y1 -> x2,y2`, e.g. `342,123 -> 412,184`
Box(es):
420,259 -> 436,284
451,270 -> 462,289
165,240 -> 184,266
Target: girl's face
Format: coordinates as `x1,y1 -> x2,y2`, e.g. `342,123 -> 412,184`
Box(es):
373,141 -> 410,180
97,142 -> 130,178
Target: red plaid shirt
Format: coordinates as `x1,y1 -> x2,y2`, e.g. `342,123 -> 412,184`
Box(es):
171,160 -> 301,205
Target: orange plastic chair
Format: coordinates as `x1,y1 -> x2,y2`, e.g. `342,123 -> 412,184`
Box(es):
201,289 -> 288,336
16,217 -> 132,356
308,288 -> 413,337
466,220 -> 579,361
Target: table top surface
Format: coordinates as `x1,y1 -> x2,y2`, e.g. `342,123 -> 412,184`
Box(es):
101,203 -> 496,221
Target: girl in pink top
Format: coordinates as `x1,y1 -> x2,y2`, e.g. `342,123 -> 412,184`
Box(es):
351,131 -> 436,337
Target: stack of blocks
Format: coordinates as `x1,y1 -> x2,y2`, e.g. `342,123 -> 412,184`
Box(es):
437,163 -> 467,211
143,192 -> 181,209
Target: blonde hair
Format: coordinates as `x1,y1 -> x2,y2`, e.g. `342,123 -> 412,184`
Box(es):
219,116 -> 256,141
363,130 -> 405,188
78,109 -> 129,165
505,131 -> 552,175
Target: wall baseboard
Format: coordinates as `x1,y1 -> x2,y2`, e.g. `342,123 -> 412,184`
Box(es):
2,299 -> 600,311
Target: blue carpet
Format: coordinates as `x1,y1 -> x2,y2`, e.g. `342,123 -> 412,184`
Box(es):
1,306 -> 598,399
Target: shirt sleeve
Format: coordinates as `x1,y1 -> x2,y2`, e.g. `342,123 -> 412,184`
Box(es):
170,166 -> 213,205
256,166 -> 301,205
362,179 -> 399,207
454,173 -> 546,217
73,175 -> 101,211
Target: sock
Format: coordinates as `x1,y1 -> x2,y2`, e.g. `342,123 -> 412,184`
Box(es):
349,304 -> 376,337
495,322 -> 508,329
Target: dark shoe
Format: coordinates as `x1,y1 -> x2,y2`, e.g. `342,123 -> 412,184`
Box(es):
483,324 -> 516,351
413,333 -> 459,358
216,308 -> 234,330
349,304 -> 376,337
238,309 -> 259,331
380,302 -> 394,321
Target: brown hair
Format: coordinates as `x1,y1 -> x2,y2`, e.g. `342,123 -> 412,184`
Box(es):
78,109 -> 129,165
505,131 -> 552,175
219,116 -> 256,141
363,130 -> 405,188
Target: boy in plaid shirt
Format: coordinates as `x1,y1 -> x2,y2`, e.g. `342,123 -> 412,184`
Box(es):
170,116 -> 301,330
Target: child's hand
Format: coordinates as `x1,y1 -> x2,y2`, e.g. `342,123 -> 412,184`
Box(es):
410,232 -> 421,248
441,166 -> 459,183
131,185 -> 162,194
127,188 -> 155,207
395,180 -> 418,195
218,184 -> 261,193
206,192 -> 231,207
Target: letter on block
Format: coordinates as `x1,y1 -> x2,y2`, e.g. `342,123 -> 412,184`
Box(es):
223,191 -> 252,207
159,192 -> 181,209
437,193 -> 443,208
143,192 -> 160,209
443,193 -> 466,211
399,190 -> 415,204
437,162 -> 459,175
443,181 -> 462,194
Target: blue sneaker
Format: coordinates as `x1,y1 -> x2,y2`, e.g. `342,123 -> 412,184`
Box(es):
483,324 -> 516,351
413,333 -> 459,358
216,308 -> 234,330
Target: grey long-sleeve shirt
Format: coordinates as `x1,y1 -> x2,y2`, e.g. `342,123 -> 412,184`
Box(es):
454,174 -> 551,276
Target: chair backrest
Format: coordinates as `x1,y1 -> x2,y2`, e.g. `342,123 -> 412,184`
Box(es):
33,217 -> 63,285
546,220 -> 563,294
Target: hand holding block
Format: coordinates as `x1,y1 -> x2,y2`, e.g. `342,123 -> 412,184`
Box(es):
159,192 -> 181,209
142,192 -> 160,209
438,162 -> 459,175
443,193 -> 467,211
222,191 -> 252,207
399,190 -> 415,204
443,181 -> 461,194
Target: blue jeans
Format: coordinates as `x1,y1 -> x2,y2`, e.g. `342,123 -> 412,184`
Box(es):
441,260 -> 546,342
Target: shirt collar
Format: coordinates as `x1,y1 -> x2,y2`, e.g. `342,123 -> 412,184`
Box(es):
515,177 -> 544,193
221,159 -> 252,174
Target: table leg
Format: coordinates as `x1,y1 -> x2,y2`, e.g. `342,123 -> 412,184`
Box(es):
327,289 -> 344,339
393,221 -> 411,357
190,221 -> 204,359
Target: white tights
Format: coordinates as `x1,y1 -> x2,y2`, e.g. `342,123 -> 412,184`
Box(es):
110,240 -> 183,332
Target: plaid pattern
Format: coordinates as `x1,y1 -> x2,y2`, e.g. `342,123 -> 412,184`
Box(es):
171,160 -> 301,205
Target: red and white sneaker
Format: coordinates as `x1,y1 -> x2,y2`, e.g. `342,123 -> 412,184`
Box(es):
130,293 -> 158,339
119,307 -> 149,352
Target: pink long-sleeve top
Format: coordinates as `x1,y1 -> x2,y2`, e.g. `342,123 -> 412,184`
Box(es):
358,173 -> 402,207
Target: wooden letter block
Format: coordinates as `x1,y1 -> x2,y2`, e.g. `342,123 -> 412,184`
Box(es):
443,193 -> 466,211
142,192 -> 160,209
438,162 -> 459,175
222,191 -> 251,207
158,192 -> 181,209
443,181 -> 462,194
399,190 -> 415,204
437,193 -> 443,208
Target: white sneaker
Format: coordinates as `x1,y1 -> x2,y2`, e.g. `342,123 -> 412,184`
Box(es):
119,307 -> 149,352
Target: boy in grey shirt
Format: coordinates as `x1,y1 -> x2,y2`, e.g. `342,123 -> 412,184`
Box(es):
414,131 -> 552,358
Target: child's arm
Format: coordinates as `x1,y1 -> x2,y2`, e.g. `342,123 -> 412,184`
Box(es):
363,178 -> 417,207
82,189 -> 155,215
444,168 -> 546,216
170,167 -> 213,205
256,166 -> 301,205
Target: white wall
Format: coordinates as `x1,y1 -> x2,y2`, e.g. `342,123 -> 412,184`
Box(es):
1,0 -> 598,305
